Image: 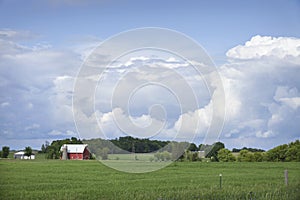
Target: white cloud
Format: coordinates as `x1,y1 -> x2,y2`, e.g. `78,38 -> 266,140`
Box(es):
220,35 -> 300,149
226,35 -> 300,60
278,97 -> 300,110
1,29 -> 299,150
1,102 -> 10,107
97,107 -> 166,138
25,123 -> 40,131
173,103 -> 212,138
256,130 -> 276,138
48,129 -> 76,137
0,29 -> 36,41
0,29 -> 81,144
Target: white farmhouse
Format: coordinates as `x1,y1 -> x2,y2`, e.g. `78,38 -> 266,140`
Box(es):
14,151 -> 35,159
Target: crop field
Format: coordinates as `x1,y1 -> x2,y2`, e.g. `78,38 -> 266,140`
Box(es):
0,159 -> 299,199
108,153 -> 155,161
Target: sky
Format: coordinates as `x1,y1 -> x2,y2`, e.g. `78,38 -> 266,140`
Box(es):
0,0 -> 300,150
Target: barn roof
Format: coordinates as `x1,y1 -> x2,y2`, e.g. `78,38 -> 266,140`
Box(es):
14,151 -> 25,155
60,144 -> 88,153
14,151 -> 35,155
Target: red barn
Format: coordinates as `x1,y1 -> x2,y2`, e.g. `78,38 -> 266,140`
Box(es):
60,144 -> 90,160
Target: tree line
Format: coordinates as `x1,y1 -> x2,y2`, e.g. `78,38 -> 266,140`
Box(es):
0,136 -> 292,162
217,140 -> 300,162
39,136 -> 300,162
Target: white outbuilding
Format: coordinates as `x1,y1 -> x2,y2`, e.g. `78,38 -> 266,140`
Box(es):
14,151 -> 35,159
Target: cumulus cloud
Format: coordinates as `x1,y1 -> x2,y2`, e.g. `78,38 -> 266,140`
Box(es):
1,29 -> 299,150
220,36 -> 300,149
226,35 -> 300,60
173,103 -> 212,139
0,29 -> 81,148
96,107 -> 166,138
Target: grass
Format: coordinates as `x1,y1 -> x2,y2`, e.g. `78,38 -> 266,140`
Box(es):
108,153 -> 155,161
0,159 -> 299,199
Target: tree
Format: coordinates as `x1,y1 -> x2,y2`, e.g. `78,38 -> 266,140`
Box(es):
171,142 -> 189,161
46,146 -> 60,159
205,142 -> 225,161
1,146 -> 9,158
217,148 -> 236,162
188,143 -> 198,151
265,144 -> 288,162
253,152 -> 263,162
232,147 -> 265,153
285,140 -> 300,161
24,146 -> 32,159
237,150 -> 254,162
99,147 -> 109,160
162,151 -> 171,161
41,144 -> 46,153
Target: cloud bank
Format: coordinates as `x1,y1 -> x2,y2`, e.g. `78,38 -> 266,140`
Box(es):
0,31 -> 299,150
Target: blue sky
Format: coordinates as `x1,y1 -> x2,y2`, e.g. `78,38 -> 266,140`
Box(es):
1,0 -> 299,62
0,0 -> 300,150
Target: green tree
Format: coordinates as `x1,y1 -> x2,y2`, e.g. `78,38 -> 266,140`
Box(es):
217,148 -> 236,162
46,146 -> 60,159
237,150 -> 254,162
154,152 -> 162,161
285,140 -> 300,161
253,152 -> 263,162
188,143 -> 198,151
24,146 -> 32,159
171,142 -> 189,161
266,144 -> 288,161
1,146 -> 10,158
99,147 -> 109,160
41,144 -> 46,153
205,142 -> 225,161
162,151 -> 171,161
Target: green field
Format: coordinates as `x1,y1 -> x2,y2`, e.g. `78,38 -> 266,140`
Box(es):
0,159 -> 299,200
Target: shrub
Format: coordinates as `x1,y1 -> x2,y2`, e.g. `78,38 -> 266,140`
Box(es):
217,148 -> 236,162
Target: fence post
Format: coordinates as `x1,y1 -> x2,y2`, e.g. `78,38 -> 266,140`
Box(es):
219,174 -> 222,189
284,169 -> 288,186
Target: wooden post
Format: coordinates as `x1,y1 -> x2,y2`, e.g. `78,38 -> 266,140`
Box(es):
219,174 -> 222,189
284,169 -> 288,186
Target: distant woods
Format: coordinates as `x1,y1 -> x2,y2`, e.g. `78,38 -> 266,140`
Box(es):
38,136 -> 300,162
217,140 -> 300,162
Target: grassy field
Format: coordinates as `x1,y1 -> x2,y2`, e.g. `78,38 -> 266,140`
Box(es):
0,159 -> 299,200
108,153 -> 155,161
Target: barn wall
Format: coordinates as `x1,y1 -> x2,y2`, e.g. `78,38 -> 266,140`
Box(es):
83,148 -> 90,160
68,153 -> 83,160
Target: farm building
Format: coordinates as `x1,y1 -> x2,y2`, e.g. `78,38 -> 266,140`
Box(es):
60,144 -> 90,160
14,151 -> 35,159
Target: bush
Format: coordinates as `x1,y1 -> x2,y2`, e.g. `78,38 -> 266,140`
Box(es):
154,151 -> 171,161
99,147 -> 109,160
184,151 -> 200,162
253,152 -> 263,162
89,153 -> 96,160
217,148 -> 236,162
237,150 -> 254,162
